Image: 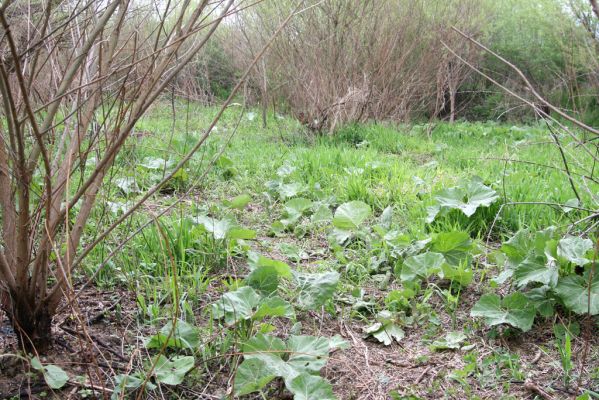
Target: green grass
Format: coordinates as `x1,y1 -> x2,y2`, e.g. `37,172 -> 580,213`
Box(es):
89,103 -> 595,286
77,103 -> 598,398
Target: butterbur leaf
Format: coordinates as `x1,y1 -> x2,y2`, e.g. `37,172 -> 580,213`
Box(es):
430,231 -> 473,266
285,198 -> 313,215
379,206 -> 393,230
212,286 -> 261,323
555,273 -> 599,315
193,215 -> 236,240
561,198 -> 579,213
247,254 -> 292,276
430,332 -> 467,351
501,229 -> 533,267
114,177 -> 140,196
279,182 -> 303,199
270,220 -> 286,236
242,333 -> 287,357
31,357 -> 69,389
364,311 -> 404,345
440,263 -> 473,286
470,292 -> 536,332
557,237 -> 593,266
245,257 -> 292,294
146,320 -> 200,350
153,355 -> 195,385
227,228 -> 256,240
288,374 -> 336,400
311,204 -> 333,224
400,252 -> 445,282
112,373 -> 155,400
253,297 -> 295,320
427,178 -> 498,222
327,335 -> 350,350
241,334 -> 294,378
225,194 -> 251,209
237,333 -> 341,398
525,286 -> 555,317
329,228 -> 352,245
279,243 -> 308,263
294,271 -> 340,309
234,359 -> 276,396
246,265 -> 284,295
373,324 -> 404,346
287,335 -> 331,373
333,201 -> 372,230
364,322 -> 404,346
513,254 -> 558,288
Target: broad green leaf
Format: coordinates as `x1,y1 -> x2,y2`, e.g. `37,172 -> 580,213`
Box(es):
212,286 -> 261,323
364,310 -> 404,346
373,324 -> 404,346
513,254 -> 558,288
112,373 -> 155,400
470,293 -> 535,332
427,178 -> 498,222
561,198 -> 579,213
525,286 -> 555,317
146,320 -> 200,350
557,237 -> 593,266
227,228 -> 256,240
287,335 -> 331,373
440,263 -> 473,286
329,228 -> 352,245
285,198 -> 313,215
294,271 -> 340,310
234,358 -> 276,396
270,220 -> 286,236
246,265 -> 287,295
327,335 -> 350,350
226,194 -> 252,209
279,182 -> 303,199
253,297 -> 295,320
193,215 -> 236,240
311,204 -> 333,224
140,157 -> 172,170
248,254 -> 292,276
153,355 -> 195,385
31,358 -> 69,389
555,273 -> 599,315
501,229 -> 533,267
43,365 -> 69,389
333,201 -> 372,230
400,252 -> 445,282
430,231 -> 473,266
242,334 -> 294,378
430,331 -> 467,351
242,333 -> 287,357
288,374 -> 336,400
279,243 -> 308,263
277,164 -> 296,177
114,176 -> 140,196
379,206 -> 393,230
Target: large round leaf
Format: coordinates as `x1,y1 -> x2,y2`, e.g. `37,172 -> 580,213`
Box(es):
333,201 -> 372,230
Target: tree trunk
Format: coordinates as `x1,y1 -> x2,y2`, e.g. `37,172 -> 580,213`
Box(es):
261,59 -> 268,129
5,293 -> 53,353
449,86 -> 456,123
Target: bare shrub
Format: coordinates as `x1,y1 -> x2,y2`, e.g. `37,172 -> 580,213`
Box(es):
0,0 -> 256,351
229,0 -> 486,132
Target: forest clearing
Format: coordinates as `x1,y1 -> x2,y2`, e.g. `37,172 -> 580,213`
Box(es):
0,1 -> 598,399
